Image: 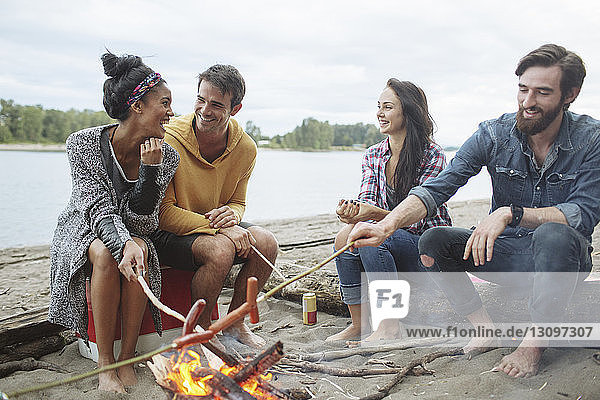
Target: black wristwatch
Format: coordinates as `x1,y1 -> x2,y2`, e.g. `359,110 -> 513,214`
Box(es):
508,204 -> 524,227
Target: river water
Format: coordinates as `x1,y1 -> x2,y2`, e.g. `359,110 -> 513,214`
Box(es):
0,149 -> 490,248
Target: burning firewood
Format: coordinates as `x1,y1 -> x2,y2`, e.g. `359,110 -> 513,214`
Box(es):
149,341 -> 291,400
178,367 -> 257,400
233,341 -> 284,384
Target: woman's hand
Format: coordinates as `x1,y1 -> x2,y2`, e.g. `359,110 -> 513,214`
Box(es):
118,240 -> 145,282
140,138 -> 164,165
336,199 -> 360,224
336,199 -> 383,224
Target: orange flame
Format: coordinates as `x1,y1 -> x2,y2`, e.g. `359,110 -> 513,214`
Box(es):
167,349 -> 278,399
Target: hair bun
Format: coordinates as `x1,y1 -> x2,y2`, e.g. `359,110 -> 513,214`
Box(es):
101,52 -> 143,79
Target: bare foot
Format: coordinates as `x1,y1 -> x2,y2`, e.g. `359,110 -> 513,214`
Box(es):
495,346 -> 543,378
364,319 -> 401,342
98,369 -> 126,393
325,323 -> 362,342
117,364 -> 138,387
223,322 -> 266,348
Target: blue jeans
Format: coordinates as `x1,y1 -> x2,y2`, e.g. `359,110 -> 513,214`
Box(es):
418,223 -> 592,323
335,228 -> 424,305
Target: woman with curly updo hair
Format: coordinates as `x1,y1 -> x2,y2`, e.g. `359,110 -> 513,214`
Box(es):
49,51 -> 179,393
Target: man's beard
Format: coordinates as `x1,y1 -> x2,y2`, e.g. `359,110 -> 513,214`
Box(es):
516,102 -> 563,136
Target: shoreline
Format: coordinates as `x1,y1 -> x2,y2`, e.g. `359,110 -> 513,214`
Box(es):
0,143 -> 461,153
0,143 -> 66,152
0,200 -> 494,251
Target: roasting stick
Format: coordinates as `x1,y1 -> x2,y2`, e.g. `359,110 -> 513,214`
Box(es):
136,242 -> 354,332
251,244 -> 286,280
2,241 -> 355,399
256,241 -> 354,303
138,275 -> 186,322
2,342 -> 177,399
136,275 -> 225,369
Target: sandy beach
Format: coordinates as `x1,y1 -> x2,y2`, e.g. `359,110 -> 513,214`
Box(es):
1,200 -> 599,399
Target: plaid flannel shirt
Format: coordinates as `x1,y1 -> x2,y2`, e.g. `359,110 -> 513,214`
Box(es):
358,138 -> 452,235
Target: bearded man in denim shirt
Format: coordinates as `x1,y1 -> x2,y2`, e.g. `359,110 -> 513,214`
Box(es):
348,44 -> 600,378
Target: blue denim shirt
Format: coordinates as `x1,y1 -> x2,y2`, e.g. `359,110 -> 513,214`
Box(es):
410,111 -> 600,242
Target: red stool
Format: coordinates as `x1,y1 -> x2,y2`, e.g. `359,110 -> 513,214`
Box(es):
78,267 -> 195,361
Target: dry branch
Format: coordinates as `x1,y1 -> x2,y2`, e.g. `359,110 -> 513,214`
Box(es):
359,347 -> 463,400
288,338 -> 449,362
280,359 -> 416,377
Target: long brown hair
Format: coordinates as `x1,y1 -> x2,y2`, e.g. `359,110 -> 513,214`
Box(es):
386,79 -> 434,205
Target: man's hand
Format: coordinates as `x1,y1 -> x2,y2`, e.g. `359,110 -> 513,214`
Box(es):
220,225 -> 256,258
347,221 -> 390,249
464,206 -> 512,266
118,240 -> 145,282
205,206 -> 238,229
140,138 -> 164,165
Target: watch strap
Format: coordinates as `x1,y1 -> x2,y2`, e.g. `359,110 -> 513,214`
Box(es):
509,204 -> 523,227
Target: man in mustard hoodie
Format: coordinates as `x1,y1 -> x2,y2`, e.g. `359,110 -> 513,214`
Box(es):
152,65 -> 277,348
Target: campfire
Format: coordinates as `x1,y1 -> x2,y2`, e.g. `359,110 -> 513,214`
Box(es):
149,341 -> 289,400
146,278 -> 294,400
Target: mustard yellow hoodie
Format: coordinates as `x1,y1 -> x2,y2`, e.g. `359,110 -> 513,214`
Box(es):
158,113 -> 257,235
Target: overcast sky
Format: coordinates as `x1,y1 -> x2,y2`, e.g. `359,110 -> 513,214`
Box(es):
1,0 -> 599,146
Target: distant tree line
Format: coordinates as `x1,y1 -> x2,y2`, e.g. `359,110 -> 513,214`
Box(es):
1,99 -> 386,150
267,118 -> 385,150
0,99 -> 114,143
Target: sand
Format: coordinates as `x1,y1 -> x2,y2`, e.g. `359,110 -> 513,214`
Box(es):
1,200 -> 599,399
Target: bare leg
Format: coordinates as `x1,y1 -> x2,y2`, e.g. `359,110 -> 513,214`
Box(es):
88,239 -> 125,394
326,303 -> 364,342
328,225 -> 370,342
462,306 -> 498,357
190,234 -> 236,329
116,237 -> 148,387
495,329 -> 546,378
224,226 -> 277,348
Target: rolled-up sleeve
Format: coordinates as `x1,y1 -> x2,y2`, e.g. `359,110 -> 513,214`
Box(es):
409,123 -> 492,218
559,128 -> 600,238
555,203 -> 582,230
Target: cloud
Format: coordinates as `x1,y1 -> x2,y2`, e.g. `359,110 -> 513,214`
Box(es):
1,0 -> 600,145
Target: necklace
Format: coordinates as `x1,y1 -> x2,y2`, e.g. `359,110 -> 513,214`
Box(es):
110,126 -> 118,144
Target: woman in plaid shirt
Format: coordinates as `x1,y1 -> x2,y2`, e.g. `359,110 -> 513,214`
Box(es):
326,79 -> 452,342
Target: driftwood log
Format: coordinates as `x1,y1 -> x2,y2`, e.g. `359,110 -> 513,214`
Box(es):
0,331 -> 75,364
0,306 -> 74,365
0,306 -> 64,348
0,357 -> 69,378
